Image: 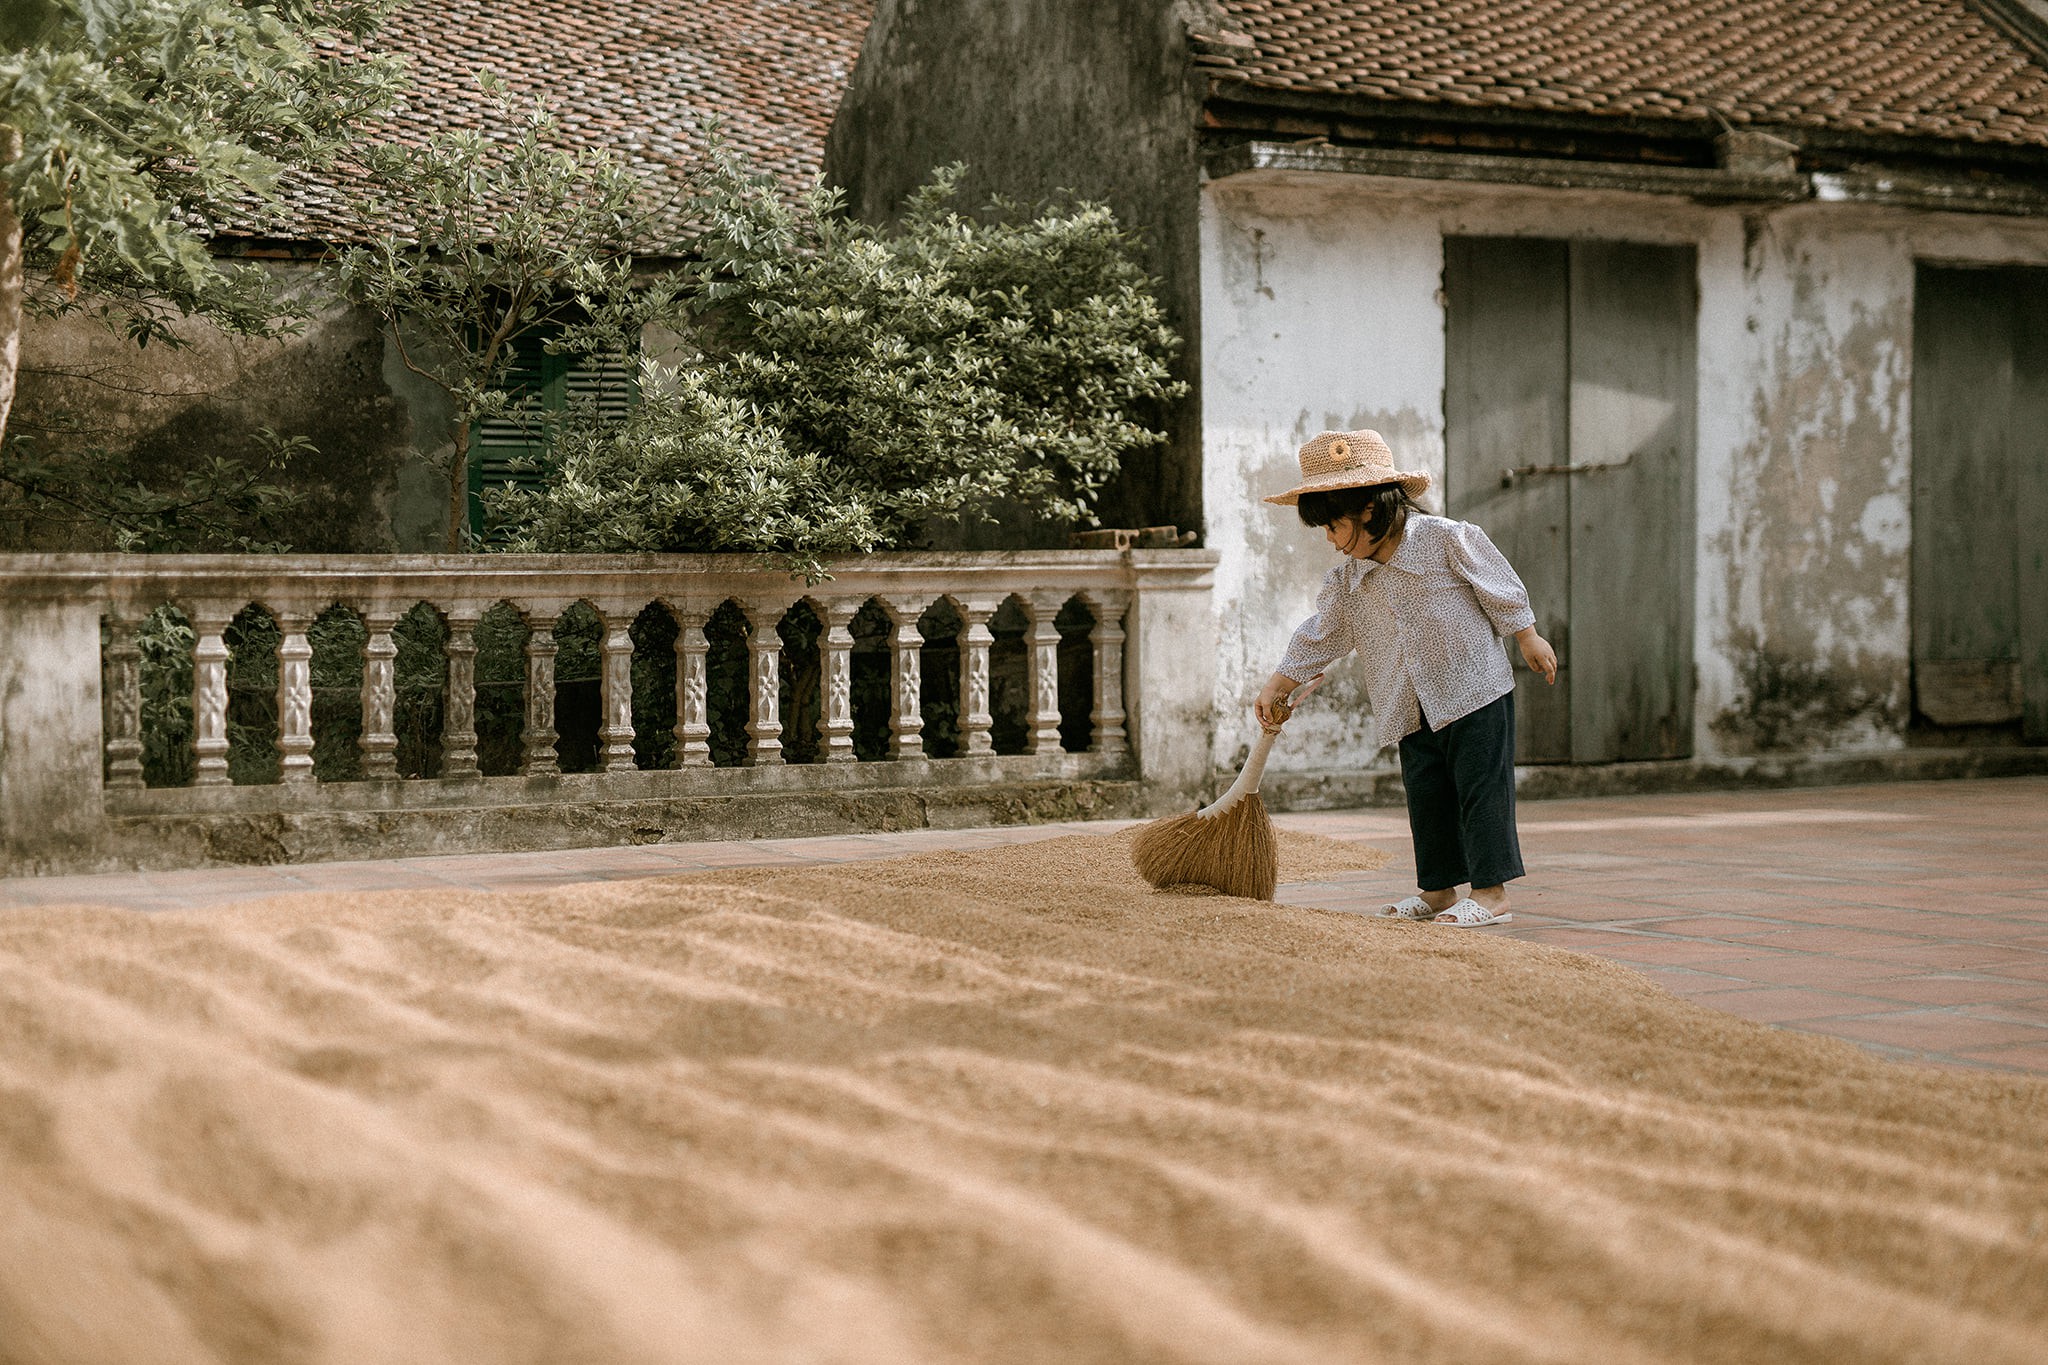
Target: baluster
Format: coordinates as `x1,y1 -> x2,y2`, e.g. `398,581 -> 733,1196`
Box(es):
956,597 -> 999,757
521,620 -> 560,776
671,605 -> 712,767
276,614 -> 315,784
818,598 -> 860,763
441,609 -> 481,779
1079,589 -> 1129,756
1025,593 -> 1065,755
190,610 -> 233,787
743,599 -> 784,766
358,610 -> 400,780
881,596 -> 926,760
599,607 -> 638,773
102,612 -> 145,790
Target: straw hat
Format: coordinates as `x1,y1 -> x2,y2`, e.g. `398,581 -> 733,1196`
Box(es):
1262,429 -> 1431,506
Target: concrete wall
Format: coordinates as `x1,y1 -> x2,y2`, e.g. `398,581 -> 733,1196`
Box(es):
7,263 -> 452,553
824,0 -> 1214,542
1199,169 -> 2048,778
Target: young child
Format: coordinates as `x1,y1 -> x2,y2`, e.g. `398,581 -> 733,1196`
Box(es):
1254,429 -> 1557,927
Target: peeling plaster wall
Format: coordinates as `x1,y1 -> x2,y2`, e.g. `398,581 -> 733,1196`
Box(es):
1199,170 -> 2048,778
1199,176 -> 1444,774
1705,207 -> 2048,757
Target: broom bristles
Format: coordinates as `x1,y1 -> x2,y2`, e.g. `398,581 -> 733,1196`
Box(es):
1130,791 -> 1279,902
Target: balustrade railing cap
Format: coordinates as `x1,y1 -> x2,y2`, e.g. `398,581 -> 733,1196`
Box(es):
0,548 -> 1219,607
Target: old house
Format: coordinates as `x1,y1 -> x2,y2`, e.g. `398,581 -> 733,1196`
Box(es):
828,0 -> 2048,797
9,0 -> 873,552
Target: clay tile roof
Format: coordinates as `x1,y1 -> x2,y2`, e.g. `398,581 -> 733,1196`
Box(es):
1201,0 -> 2048,149
230,0 -> 872,250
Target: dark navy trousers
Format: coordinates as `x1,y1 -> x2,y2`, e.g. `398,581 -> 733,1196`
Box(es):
1397,691 -> 1524,891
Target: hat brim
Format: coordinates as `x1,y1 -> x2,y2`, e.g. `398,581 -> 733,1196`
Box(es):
1263,469 -> 1433,506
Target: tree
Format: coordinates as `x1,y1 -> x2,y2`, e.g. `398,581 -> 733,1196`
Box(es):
0,0 -> 404,449
489,148 -> 1184,576
330,77 -> 659,549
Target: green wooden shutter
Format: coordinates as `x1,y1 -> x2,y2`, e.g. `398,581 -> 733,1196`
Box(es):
467,332 -> 638,537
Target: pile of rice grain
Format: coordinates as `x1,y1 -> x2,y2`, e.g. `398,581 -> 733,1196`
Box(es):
1,829 -> 2043,1365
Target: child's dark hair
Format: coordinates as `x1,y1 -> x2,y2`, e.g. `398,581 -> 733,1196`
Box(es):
1296,482 -> 1419,543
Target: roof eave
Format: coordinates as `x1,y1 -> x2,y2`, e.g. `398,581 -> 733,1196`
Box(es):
1205,140 -> 2048,217
1201,77 -> 2048,177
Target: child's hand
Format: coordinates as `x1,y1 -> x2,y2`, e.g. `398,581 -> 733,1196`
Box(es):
1516,628 -> 1559,685
1253,673 -> 1299,732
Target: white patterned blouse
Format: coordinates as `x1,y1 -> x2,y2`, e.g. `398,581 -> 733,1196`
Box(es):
1276,514 -> 1537,753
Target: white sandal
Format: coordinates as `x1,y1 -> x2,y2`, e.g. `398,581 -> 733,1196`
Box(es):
1433,898 -> 1511,927
1376,896 -> 1440,921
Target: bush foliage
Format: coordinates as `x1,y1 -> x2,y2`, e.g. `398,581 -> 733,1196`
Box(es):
486,149 -> 1184,573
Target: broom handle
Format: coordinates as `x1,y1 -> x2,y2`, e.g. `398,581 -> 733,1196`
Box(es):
1199,674 -> 1325,818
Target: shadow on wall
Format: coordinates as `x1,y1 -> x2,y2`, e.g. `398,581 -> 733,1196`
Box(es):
10,302 -> 425,553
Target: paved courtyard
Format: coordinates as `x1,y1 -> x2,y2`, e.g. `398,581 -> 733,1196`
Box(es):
4,776 -> 2045,1076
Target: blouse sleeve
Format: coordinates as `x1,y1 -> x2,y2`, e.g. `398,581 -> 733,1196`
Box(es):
1447,521 -> 1537,637
1276,567 -> 1356,682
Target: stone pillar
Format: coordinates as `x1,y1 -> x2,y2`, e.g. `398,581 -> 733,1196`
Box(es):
101,614 -> 146,790
881,596 -> 925,760
819,598 -> 860,763
1079,589 -> 1129,757
672,605 -> 712,767
190,610 -> 233,787
744,600 -> 784,766
441,611 -> 481,779
955,597 -> 1000,757
599,608 -> 637,772
1024,593 -> 1065,756
1124,550 -> 1222,805
521,621 -> 560,776
276,614 -> 315,784
358,611 -> 400,780
0,597 -> 110,867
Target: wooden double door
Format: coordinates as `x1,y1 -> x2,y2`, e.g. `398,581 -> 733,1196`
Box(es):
1911,262 -> 2048,741
1444,236 -> 1698,763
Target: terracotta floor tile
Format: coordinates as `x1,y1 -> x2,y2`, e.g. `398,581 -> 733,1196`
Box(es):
1978,962 -> 2048,987
1949,1040 -> 2048,1072
1633,914 -> 1810,938
1804,1011 -> 2048,1055
1711,926 -> 1932,954
1715,953 -> 1920,988
1846,974 -> 2048,1008
1550,936 -> 1781,968
1518,898 -> 1689,925
1842,942 -> 2048,972
1628,965 -> 1757,994
1678,986 -> 1909,1025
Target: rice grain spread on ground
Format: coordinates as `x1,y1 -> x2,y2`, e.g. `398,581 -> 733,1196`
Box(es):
1,830 -> 2043,1364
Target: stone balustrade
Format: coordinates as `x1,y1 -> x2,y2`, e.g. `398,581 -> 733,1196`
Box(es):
0,550 -> 1220,873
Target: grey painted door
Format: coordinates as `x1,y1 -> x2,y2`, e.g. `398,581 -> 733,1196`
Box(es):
1911,263 -> 2048,741
1445,236 -> 1697,763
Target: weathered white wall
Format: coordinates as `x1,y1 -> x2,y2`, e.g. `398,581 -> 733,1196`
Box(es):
1199,170 -> 2048,778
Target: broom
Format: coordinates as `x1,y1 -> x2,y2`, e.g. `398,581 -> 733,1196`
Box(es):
1130,674 -> 1325,901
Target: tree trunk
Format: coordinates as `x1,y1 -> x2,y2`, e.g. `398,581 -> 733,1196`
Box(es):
0,125 -> 25,454
446,415 -> 470,550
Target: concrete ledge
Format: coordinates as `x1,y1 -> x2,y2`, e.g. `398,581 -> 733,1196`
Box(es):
104,751 -> 1133,816
73,777 -> 1148,874
1260,745 -> 2048,812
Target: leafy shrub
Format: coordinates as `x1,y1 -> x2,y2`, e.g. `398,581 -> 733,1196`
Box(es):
487,150 -> 1184,574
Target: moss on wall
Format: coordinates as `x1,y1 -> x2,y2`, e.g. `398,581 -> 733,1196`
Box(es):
6,263 -> 444,552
